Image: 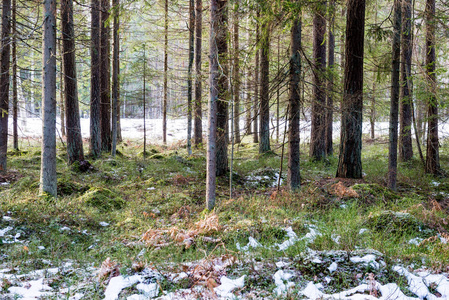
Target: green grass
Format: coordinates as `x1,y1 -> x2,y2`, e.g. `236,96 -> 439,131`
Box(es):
1,137 -> 449,298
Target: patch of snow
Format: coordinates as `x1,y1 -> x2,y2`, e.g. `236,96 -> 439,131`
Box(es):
136,282 -> 159,297
8,278 -> 53,299
99,222 -> 110,227
393,266 -> 439,300
358,228 -> 368,234
69,293 -> 85,300
38,246 -> 45,250
273,270 -> 295,296
60,226 -> 71,231
147,187 -> 156,190
417,271 -> 449,298
127,295 -> 148,300
408,237 -> 423,246
214,275 -> 245,298
331,234 -> 341,244
300,282 -> 324,299
350,254 -> 380,269
328,262 -> 338,273
275,261 -> 291,268
172,272 -> 188,283
312,258 -> 323,264
236,236 -> 262,251
0,226 -> 13,237
104,275 -> 143,300
2,216 -> 12,221
431,181 -> 440,186
276,227 -> 299,250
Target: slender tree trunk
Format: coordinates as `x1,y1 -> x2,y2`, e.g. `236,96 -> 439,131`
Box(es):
288,14 -> 301,190
216,0 -> 229,176
370,71 -> 376,139
276,35 -> 280,143
90,0 -> 101,158
399,0 -> 413,162
59,38 -> 66,138
336,0 -> 365,179
325,0 -> 334,155
259,22 -> 270,154
100,0 -> 111,152
233,1 -> 240,144
163,0 -> 168,144
187,0 -> 194,155
388,0 -> 401,191
194,0 -> 203,146
112,0 -> 120,157
253,12 -> 259,144
0,0 -> 11,172
425,0 -> 439,175
62,0 -> 84,164
310,1 -> 326,160
40,0 -> 57,197
143,47 -> 146,158
206,0 -> 222,210
12,0 -> 18,151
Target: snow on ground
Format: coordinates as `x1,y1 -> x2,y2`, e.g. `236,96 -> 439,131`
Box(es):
12,117 -> 449,144
2,218 -> 449,299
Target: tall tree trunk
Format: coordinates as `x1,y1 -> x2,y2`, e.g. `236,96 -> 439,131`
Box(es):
62,0 -> 84,164
276,35 -> 280,143
187,0 -> 194,155
259,22 -> 270,154
325,0 -> 334,155
288,14 -> 301,191
0,0 -> 11,172
111,0 -> 120,157
59,38 -> 66,138
194,0 -> 203,146
387,0 -> 401,191
206,0 -> 224,210
425,0 -> 439,175
399,0 -> 413,162
370,70 -> 376,139
12,0 -> 18,151
163,0 -> 168,144
310,1 -> 326,160
253,12 -> 259,144
90,0 -> 101,158
40,0 -> 57,197
216,0 -> 229,176
100,0 -> 111,152
336,0 -> 365,179
233,1 -> 240,144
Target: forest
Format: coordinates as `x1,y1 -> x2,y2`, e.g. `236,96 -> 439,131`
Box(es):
1,0 -> 449,299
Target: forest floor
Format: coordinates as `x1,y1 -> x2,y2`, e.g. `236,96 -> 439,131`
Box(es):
0,137 -> 449,299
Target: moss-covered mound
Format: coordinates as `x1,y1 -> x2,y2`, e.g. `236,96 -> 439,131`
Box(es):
365,210 -> 436,238
57,178 -> 89,196
80,187 -> 125,211
352,183 -> 399,203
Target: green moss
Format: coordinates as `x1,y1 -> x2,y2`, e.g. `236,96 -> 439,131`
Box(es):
57,178 -> 89,196
352,183 -> 399,203
149,153 -> 165,159
365,210 -> 435,238
80,187 -> 125,211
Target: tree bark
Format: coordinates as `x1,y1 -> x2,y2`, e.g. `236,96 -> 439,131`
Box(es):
399,0 -> 413,162
112,0 -> 120,157
62,0 -> 84,164
325,0 -> 334,156
194,0 -> 203,146
12,0 -> 18,151
206,0 -> 222,210
233,1 -> 240,144
216,0 -> 229,176
310,1 -> 326,160
253,12 -> 259,144
163,0 -> 168,144
187,0 -> 194,155
100,0 -> 111,152
387,0 -> 401,191
288,15 -> 301,191
40,0 -> 57,197
90,0 -> 101,158
336,0 -> 365,179
259,21 -> 270,154
0,0 -> 11,172
425,0 -> 439,175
